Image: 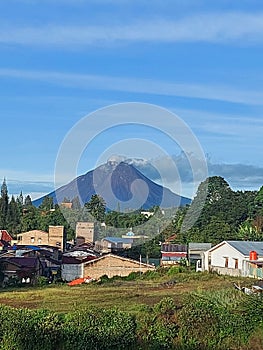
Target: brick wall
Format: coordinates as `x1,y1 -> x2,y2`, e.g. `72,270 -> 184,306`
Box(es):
83,254 -> 154,280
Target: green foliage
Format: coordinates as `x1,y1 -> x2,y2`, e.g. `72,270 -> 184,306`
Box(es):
0,305 -> 136,350
62,308 -> 136,349
124,271 -> 141,281
85,194 -> 106,222
177,176 -> 258,244
137,297 -> 178,349
0,178 -> 9,229
36,276 -> 49,286
105,210 -> 148,228
178,289 -> 262,349
39,196 -> 54,211
0,306 -> 62,350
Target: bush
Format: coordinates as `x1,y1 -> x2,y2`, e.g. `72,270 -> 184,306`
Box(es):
62,308 -> 136,349
0,304 -> 136,350
137,297 -> 178,349
124,271 -> 141,281
36,276 -> 49,286
177,289 -> 256,349
0,306 -> 62,350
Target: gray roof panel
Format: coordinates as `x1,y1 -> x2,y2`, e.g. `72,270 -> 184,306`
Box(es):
226,241 -> 263,256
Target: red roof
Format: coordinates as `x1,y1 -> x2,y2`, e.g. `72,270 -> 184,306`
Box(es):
0,230 -> 13,242
162,252 -> 187,257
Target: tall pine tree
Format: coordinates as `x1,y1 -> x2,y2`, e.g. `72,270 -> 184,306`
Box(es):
0,178 -> 9,229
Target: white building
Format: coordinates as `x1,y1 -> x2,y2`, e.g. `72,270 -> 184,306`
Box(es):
204,240 -> 263,278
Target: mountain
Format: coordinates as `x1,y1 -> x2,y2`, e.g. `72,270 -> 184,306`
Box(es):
33,161 -> 191,209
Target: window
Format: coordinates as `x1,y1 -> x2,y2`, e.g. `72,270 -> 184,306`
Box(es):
31,237 -> 35,243
224,257 -> 229,268
234,258 -> 238,269
38,238 -> 42,244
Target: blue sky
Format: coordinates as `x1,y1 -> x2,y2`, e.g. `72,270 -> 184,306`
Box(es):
1,0 -> 263,200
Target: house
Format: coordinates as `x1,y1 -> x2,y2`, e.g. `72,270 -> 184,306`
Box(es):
60,202 -> 73,209
83,254 -> 155,280
204,240 -> 263,278
17,226 -> 65,251
0,230 -> 13,250
95,237 -> 133,253
61,249 -> 99,282
161,243 -> 187,266
0,256 -> 43,286
75,222 -> 95,245
188,242 -> 212,270
62,253 -> 155,282
1,245 -> 61,281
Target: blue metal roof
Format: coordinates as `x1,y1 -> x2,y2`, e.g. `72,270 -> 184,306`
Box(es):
104,237 -> 133,244
226,241 -> 263,256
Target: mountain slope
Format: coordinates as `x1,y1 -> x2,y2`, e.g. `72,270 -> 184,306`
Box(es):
33,161 -> 191,209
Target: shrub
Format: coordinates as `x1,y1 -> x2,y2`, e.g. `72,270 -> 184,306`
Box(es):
0,306 -> 62,350
36,276 -> 49,286
124,271 -> 141,281
0,304 -> 136,350
177,289 -> 256,349
137,297 -> 178,349
62,307 -> 136,349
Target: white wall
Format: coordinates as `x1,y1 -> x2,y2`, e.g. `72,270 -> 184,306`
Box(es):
210,243 -> 244,269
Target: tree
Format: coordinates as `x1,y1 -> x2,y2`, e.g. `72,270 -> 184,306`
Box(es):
16,191 -> 24,208
85,195 -> 106,222
0,178 -> 9,228
24,195 -> 32,207
20,205 -> 39,232
39,196 -> 54,211
71,196 -> 81,210
7,195 -> 21,234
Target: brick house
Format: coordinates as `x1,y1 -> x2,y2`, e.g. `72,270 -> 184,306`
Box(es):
17,226 -> 65,251
83,254 -> 155,280
62,253 -> 155,282
75,222 -> 95,245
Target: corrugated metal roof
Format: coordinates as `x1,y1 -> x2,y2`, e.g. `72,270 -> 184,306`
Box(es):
226,241 -> 263,256
161,244 -> 187,252
103,237 -> 133,244
188,243 -> 212,251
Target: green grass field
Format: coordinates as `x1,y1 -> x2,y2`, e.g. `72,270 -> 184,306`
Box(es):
0,271 -> 253,314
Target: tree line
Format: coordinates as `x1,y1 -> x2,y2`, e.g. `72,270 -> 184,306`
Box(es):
1,176 -> 263,247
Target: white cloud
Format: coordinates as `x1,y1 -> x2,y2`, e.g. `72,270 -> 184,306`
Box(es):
1,12 -> 263,47
0,68 -> 263,105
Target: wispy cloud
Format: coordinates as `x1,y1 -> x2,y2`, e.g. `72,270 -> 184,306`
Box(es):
1,12 -> 263,47
130,155 -> 263,193
0,68 -> 263,105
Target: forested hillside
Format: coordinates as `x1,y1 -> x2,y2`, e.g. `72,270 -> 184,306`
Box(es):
0,176 -> 263,246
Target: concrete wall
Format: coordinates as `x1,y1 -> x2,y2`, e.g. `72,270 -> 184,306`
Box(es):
17,226 -> 65,250
48,226 -> 65,250
83,255 -> 154,280
76,222 -> 94,243
210,243 -> 244,270
62,264 -> 82,282
17,230 -> 49,245
210,266 -> 242,277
